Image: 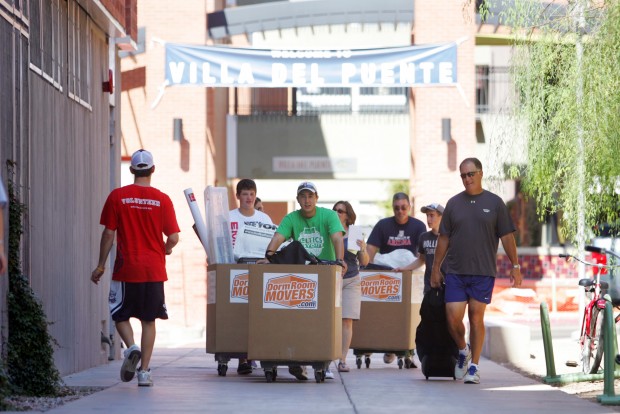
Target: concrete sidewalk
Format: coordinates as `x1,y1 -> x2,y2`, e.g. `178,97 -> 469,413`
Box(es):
39,341 -> 619,414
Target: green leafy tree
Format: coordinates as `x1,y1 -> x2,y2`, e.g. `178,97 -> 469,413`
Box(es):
380,180 -> 410,217
6,162 -> 61,396
493,0 -> 620,244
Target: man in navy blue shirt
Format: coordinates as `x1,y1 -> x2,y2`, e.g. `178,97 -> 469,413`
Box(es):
367,192 -> 426,364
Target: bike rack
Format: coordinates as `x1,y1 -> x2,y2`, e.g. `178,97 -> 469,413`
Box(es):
597,301 -> 620,404
540,302 -> 619,385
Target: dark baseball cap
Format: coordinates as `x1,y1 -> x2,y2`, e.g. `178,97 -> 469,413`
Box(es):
421,203 -> 444,214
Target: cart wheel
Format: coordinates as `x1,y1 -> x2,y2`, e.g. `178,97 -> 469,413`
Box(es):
356,356 -> 362,369
404,357 -> 413,369
425,376 -> 429,380
265,370 -> 274,383
272,367 -> 277,380
315,370 -> 323,383
398,358 -> 404,369
217,363 -> 228,377
365,356 -> 371,368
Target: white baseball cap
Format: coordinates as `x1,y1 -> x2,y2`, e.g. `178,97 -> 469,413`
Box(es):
131,149 -> 154,170
297,181 -> 317,195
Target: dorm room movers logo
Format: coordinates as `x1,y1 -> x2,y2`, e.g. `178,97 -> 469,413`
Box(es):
229,269 -> 249,303
360,273 -> 402,302
263,273 -> 318,309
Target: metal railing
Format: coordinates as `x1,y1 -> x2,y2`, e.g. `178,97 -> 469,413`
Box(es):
476,66 -> 513,114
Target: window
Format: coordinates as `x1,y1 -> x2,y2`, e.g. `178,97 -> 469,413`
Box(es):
67,0 -> 91,105
476,65 -> 489,114
29,0 -> 62,87
296,86 -> 408,115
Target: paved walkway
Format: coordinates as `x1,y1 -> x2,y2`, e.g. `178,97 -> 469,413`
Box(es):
37,339 -> 619,414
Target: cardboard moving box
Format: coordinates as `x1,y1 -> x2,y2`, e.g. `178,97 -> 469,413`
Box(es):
350,270 -> 423,351
248,264 -> 342,362
206,264 -> 250,354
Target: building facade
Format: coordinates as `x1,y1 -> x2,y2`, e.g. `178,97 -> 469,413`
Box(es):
0,0 -> 137,375
118,0 -> 509,337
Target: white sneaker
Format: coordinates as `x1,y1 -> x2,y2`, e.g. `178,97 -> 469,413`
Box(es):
383,353 -> 396,364
455,347 -> 472,380
137,369 -> 153,387
464,365 -> 480,384
324,368 -> 334,379
120,344 -> 141,382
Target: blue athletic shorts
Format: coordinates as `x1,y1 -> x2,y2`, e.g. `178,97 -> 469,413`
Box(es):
444,274 -> 495,304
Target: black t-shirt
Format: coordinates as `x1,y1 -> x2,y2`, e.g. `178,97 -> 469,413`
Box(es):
417,230 -> 446,294
439,190 -> 515,277
342,237 -> 359,279
367,216 -> 427,256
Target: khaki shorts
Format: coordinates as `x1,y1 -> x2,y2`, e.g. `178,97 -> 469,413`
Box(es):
342,275 -> 361,320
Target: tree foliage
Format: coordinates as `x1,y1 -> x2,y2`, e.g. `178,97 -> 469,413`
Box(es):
497,0 -> 620,242
6,162 -> 62,396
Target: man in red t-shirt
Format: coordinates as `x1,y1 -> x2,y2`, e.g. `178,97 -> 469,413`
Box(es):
91,149 -> 180,387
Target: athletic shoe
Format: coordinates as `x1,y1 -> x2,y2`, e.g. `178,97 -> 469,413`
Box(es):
337,362 -> 350,372
383,353 -> 396,364
120,344 -> 141,382
404,356 -> 417,369
237,362 -> 252,375
455,347 -> 472,380
137,368 -> 153,387
464,365 -> 480,384
288,365 -> 309,380
324,368 -> 334,379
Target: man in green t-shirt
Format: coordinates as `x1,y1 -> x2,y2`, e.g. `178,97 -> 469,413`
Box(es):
264,181 -> 345,263
262,181 -> 346,381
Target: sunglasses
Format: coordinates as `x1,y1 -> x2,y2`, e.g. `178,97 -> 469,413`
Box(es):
393,205 -> 409,211
334,208 -> 347,215
460,170 -> 480,179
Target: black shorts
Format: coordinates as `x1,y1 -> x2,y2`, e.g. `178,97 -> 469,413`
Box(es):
109,281 -> 168,322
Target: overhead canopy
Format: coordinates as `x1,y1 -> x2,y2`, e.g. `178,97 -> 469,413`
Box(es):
164,41 -> 460,88
206,0 -> 414,39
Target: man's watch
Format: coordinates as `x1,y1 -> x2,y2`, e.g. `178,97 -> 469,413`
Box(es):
512,264 -> 520,269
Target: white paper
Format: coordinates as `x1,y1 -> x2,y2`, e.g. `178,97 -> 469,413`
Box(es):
347,225 -> 371,252
183,188 -> 209,255
233,223 -> 277,260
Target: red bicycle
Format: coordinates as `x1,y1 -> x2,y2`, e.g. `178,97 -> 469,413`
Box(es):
560,245 -> 620,374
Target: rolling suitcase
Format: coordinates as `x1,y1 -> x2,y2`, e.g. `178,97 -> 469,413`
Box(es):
415,287 -> 458,379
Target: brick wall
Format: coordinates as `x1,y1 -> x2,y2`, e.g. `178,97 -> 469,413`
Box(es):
101,0 -> 138,41
410,2 -> 478,211
493,250 -> 591,314
120,0 -> 210,333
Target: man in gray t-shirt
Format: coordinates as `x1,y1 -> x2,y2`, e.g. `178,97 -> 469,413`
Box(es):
431,158 -> 522,385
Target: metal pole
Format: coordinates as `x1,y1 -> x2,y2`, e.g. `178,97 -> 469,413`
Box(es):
540,302 -> 557,378
597,301 -> 620,404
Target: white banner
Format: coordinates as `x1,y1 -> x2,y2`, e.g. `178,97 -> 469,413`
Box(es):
165,42 -> 459,88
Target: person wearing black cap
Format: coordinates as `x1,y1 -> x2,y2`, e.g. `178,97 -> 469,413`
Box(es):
91,149 -> 180,387
262,181 -> 345,380
395,203 -> 446,295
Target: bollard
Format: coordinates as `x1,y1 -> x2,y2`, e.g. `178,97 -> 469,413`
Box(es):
540,301 -> 614,385
540,302 -> 557,379
597,301 -> 620,404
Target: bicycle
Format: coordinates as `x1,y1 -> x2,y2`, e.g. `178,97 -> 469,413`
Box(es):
560,245 -> 620,374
